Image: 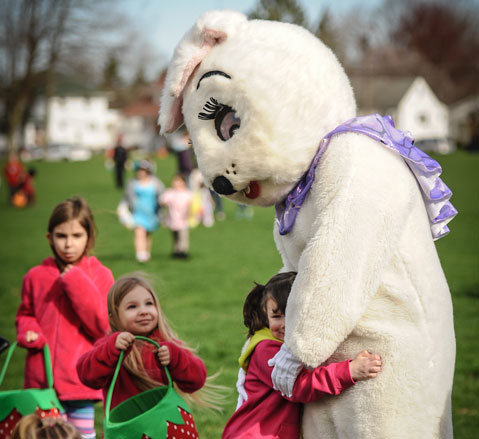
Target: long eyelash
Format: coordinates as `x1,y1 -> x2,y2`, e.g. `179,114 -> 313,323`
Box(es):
198,97 -> 221,120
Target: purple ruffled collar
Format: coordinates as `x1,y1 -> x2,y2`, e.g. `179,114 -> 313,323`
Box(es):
275,114 -> 457,240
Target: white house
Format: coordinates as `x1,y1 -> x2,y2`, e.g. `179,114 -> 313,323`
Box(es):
350,75 -> 449,142
46,94 -> 120,150
25,93 -> 121,151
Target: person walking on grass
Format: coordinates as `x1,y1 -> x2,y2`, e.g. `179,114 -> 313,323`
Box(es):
125,160 -> 164,263
160,174 -> 193,259
222,272 -> 382,439
15,196 -> 115,439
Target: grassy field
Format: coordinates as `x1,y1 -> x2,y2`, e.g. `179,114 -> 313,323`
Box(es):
0,150 -> 477,437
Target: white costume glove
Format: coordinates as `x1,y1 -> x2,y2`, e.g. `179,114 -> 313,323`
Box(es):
235,367 -> 248,410
234,338 -> 250,410
268,343 -> 303,397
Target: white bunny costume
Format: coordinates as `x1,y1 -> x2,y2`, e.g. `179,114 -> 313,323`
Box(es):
159,10 -> 456,438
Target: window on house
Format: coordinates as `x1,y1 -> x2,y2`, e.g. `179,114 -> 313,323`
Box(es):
418,113 -> 429,125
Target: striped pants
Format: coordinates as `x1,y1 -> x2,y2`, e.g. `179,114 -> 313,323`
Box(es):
61,400 -> 96,439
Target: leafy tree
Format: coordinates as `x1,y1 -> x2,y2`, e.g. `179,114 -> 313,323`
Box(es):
102,52 -> 122,90
248,0 -> 308,28
313,8 -> 338,53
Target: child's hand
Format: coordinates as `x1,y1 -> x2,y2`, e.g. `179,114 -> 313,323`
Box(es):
350,350 -> 382,382
156,345 -> 170,366
61,264 -> 74,276
26,331 -> 38,342
115,332 -> 135,350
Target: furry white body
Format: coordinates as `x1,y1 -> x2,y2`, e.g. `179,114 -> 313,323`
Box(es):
159,11 -> 455,438
276,133 -> 454,438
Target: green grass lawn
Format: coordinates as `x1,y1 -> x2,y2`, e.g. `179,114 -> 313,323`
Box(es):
0,151 -> 478,437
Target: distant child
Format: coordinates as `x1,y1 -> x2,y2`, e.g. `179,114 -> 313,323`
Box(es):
188,168 -> 215,228
160,174 -> 194,258
77,274 -> 215,436
222,272 -> 382,439
15,196 -> 115,439
125,160 -> 164,263
22,167 -> 36,205
3,151 -> 25,205
12,414 -> 81,439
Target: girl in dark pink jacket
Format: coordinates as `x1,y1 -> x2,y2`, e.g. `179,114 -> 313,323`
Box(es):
16,197 -> 114,438
222,272 -> 383,439
77,273 -> 218,438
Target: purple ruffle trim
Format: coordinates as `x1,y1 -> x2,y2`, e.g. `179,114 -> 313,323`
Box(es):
326,114 -> 457,240
275,114 -> 457,240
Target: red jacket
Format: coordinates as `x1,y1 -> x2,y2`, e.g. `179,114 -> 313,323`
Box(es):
76,331 -> 207,410
222,339 -> 355,439
15,256 -> 114,401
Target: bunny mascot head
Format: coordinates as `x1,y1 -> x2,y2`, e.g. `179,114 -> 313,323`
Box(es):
160,10 -> 456,439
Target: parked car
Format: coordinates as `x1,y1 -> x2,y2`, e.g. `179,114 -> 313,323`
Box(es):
45,143 -> 92,161
415,138 -> 456,155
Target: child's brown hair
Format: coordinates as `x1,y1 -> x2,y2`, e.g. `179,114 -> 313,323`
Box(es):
243,272 -> 297,337
47,196 -> 96,257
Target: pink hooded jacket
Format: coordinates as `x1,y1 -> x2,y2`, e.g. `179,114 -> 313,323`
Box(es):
223,337 -> 355,439
16,256 -> 114,401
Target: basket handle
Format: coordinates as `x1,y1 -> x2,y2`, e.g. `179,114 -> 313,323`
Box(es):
0,341 -> 54,388
104,336 -> 173,422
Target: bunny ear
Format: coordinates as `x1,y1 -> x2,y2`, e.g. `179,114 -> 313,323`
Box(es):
159,10 -> 247,134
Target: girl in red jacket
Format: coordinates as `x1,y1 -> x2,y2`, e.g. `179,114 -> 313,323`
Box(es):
222,272 -> 382,439
16,196 -> 114,439
77,273 -> 214,438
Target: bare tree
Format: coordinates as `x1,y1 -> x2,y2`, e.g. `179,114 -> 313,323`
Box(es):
0,0 -> 139,152
389,0 -> 479,102
339,0 -> 479,103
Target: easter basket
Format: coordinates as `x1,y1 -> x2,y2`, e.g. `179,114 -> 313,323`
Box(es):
104,336 -> 199,439
0,341 -> 63,439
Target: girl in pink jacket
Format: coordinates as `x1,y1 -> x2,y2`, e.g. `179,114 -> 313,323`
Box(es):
222,272 -> 382,439
15,196 -> 114,439
77,273 -> 218,438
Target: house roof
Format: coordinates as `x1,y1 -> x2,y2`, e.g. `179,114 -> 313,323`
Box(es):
350,75 -> 416,112
122,99 -> 159,117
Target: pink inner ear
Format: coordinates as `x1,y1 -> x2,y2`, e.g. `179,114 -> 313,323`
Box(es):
203,28 -> 227,46
173,28 -> 228,98
163,95 -> 184,133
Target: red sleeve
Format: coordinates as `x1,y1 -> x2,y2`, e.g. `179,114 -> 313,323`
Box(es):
162,341 -> 207,393
15,274 -> 47,350
247,340 -> 283,388
60,263 -> 114,339
77,333 -> 124,389
287,360 -> 355,403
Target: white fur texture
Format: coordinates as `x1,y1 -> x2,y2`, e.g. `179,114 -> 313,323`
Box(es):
159,11 -> 455,438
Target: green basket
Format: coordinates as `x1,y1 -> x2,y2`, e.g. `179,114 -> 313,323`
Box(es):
104,336 -> 196,439
0,341 -> 64,421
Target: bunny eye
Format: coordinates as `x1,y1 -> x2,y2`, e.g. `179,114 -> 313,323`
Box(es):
215,106 -> 240,141
198,97 -> 240,141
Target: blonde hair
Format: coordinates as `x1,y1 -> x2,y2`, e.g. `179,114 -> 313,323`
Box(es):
12,414 -> 81,439
107,272 -> 227,411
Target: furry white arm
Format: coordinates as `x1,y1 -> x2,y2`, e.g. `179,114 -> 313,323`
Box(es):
235,367 -> 248,410
268,343 -> 304,397
284,135 -> 415,366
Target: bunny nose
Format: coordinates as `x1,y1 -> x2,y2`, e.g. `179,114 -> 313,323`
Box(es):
212,176 -> 236,195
